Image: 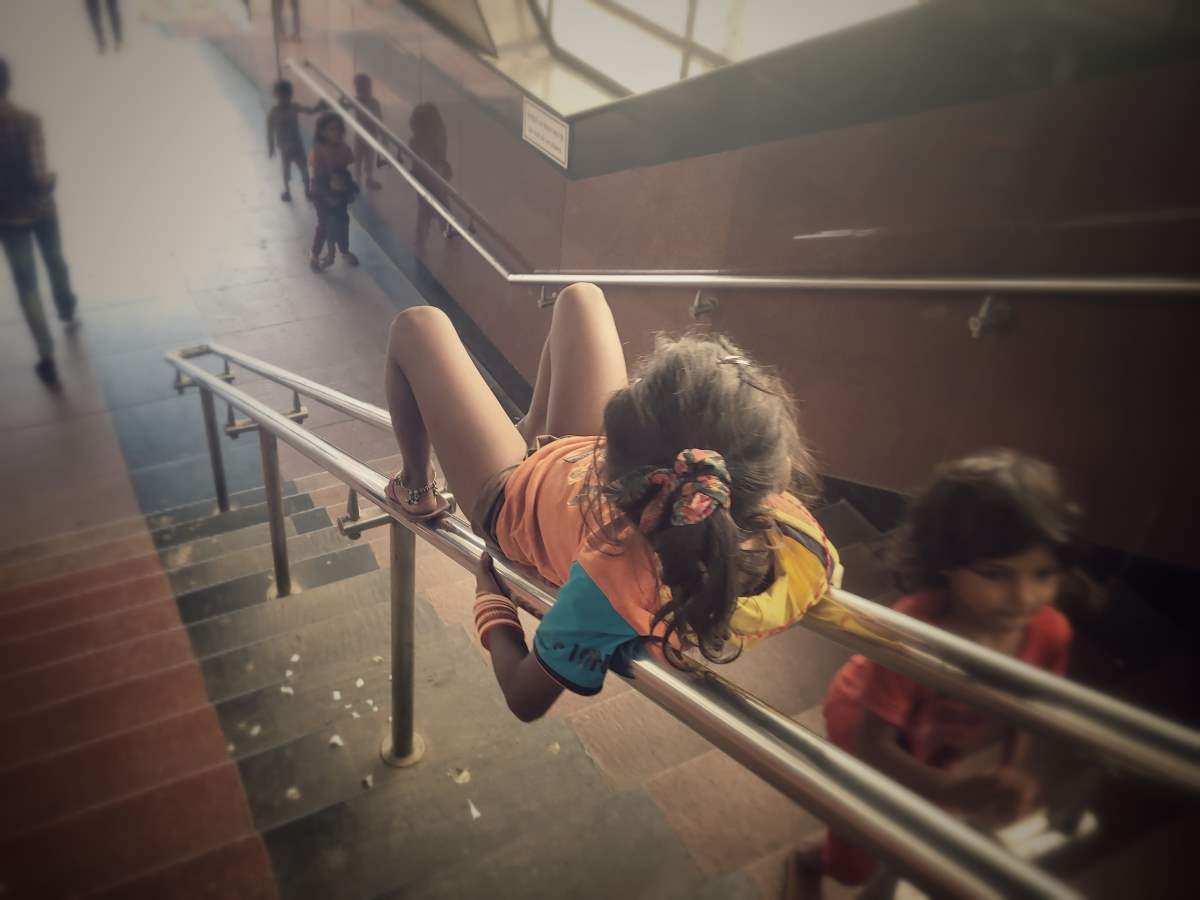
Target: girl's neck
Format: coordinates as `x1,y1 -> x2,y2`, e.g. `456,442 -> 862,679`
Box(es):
938,602 -> 1027,655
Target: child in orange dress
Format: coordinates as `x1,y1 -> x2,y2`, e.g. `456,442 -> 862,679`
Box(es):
381,284 -> 842,720
790,449 -> 1077,897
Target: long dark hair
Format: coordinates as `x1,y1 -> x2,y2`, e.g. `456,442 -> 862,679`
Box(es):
891,448 -> 1082,593
590,333 -> 818,662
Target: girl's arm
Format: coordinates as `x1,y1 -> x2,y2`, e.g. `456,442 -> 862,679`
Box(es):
475,554 -> 563,721
857,711 -> 954,799
859,711 -> 1025,818
486,626 -> 564,722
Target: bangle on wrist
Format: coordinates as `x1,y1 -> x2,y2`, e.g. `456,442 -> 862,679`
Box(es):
473,591 -> 522,651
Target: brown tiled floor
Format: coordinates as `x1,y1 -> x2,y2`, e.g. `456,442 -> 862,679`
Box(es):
84,835 -> 281,900
0,572 -> 173,640
0,597 -> 183,676
0,763 -> 256,898
0,627 -> 194,717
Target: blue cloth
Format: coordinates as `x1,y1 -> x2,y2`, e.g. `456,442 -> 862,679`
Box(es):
533,562 -> 641,695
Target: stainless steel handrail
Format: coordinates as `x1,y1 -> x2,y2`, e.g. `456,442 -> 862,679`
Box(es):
202,339 -> 1200,793
165,343 -> 1076,899
290,58 -> 1200,297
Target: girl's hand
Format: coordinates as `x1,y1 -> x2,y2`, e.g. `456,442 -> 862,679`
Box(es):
476,553 -> 507,598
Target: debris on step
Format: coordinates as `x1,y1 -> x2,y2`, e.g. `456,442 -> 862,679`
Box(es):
249,724 -> 262,737
448,767 -> 471,785
285,669 -> 294,679
280,685 -> 294,695
371,655 -> 384,663
351,711 -> 360,719
290,653 -> 301,663
332,690 -> 342,701
355,677 -> 365,688
226,743 -> 236,754
329,734 -> 345,749
547,741 -> 560,755
362,775 -> 374,790
285,786 -> 302,801
468,800 -> 482,820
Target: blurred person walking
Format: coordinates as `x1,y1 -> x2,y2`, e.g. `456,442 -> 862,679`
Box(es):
272,0 -> 301,42
0,58 -> 79,389
84,0 -> 122,53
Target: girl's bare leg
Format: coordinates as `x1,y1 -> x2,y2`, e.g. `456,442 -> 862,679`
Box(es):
517,282 -> 625,444
385,306 -> 526,519
543,283 -> 627,436
518,337 -> 551,446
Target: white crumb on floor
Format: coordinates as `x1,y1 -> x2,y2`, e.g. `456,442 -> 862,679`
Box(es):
371,655 -> 384,663
329,734 -> 345,748
468,800 -> 482,820
362,774 -> 374,790
332,690 -> 341,701
290,653 -> 301,662
285,786 -> 301,800
280,685 -> 294,695
249,724 -> 262,737
355,677 -> 365,688
448,767 -> 471,785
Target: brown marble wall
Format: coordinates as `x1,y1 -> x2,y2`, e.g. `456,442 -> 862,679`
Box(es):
214,4 -> 1199,564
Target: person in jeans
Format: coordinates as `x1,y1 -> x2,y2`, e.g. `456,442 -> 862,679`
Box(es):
84,0 -> 122,53
0,58 -> 78,388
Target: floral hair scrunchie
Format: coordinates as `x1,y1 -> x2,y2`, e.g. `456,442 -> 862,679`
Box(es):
620,449 -> 732,534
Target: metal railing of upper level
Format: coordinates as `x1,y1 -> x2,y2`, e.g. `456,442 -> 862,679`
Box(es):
290,58 -> 1200,298
165,341 -> 1082,899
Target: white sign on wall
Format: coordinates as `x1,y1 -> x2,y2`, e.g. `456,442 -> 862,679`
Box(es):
522,97 -> 570,168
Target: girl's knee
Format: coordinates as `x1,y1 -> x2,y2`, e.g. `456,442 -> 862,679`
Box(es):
389,305 -> 452,345
553,282 -> 608,321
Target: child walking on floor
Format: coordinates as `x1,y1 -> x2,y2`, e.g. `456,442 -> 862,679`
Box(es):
382,283 -> 841,720
308,112 -> 358,271
267,79 -> 321,202
787,449 -> 1077,898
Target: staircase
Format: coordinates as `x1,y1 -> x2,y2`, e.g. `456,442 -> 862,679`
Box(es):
6,472 -> 861,899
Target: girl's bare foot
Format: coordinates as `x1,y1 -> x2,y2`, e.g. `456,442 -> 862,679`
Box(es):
385,469 -> 450,521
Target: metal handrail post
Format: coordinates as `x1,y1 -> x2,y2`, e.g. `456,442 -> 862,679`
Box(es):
199,387 -> 230,513
259,432 -> 291,598
383,521 -> 424,767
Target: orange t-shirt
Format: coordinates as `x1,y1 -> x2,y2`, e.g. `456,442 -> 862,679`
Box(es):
494,435 -> 838,644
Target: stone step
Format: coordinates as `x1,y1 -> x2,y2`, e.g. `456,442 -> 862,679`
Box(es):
151,492 -> 315,551
187,568 -> 397,659
262,716 -> 608,900
200,598 -> 441,705
158,506 -> 331,572
176,543 -> 378,626
144,482 -> 301,532
813,498 -> 885,549
168,522 -> 360,596
390,790 -> 760,900
837,539 -> 899,603
218,628 -> 484,768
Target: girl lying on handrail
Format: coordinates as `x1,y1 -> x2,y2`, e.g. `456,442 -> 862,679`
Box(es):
383,283 -> 840,720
